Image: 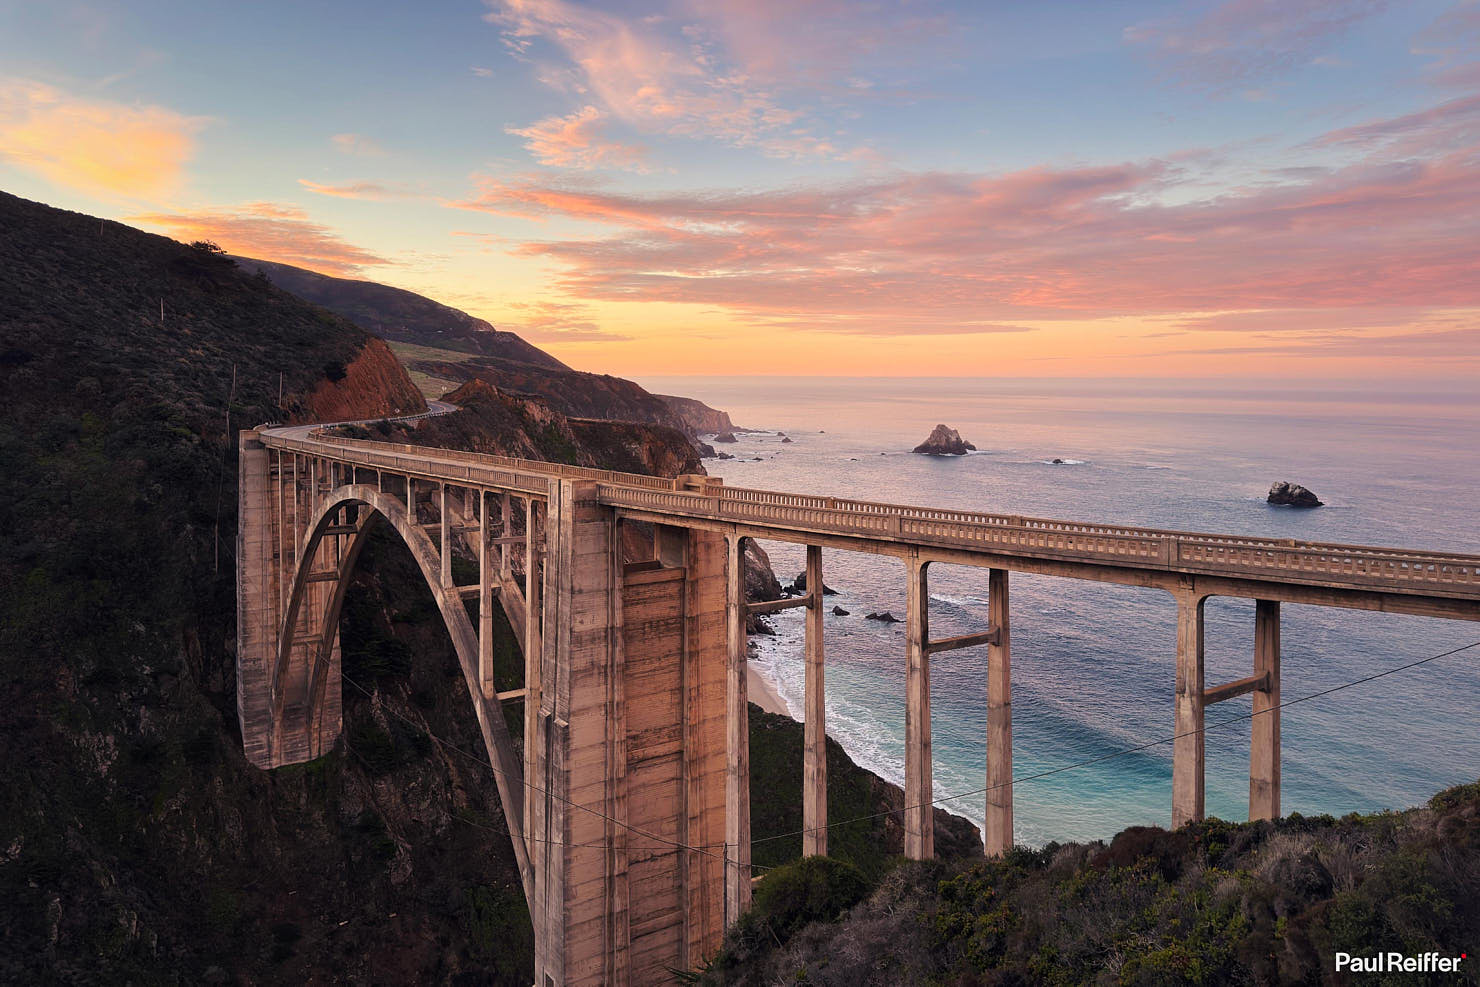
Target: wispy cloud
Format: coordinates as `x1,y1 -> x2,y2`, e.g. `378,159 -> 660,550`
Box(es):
297,179 -> 416,200
1125,0 -> 1389,88
0,77 -> 205,198
507,105 -> 648,170
483,0 -> 915,163
501,298 -> 632,341
330,132 -> 386,157
448,97 -> 1480,338
131,202 -> 389,275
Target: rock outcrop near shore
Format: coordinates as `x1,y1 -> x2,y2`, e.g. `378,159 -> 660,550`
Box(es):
912,424 -> 975,456
1268,481 -> 1323,507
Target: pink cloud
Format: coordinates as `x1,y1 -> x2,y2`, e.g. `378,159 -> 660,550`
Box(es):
1125,0 -> 1389,87
330,132 -> 385,157
485,0 -> 886,160
447,98 -> 1480,337
131,202 -> 389,275
506,105 -> 648,170
297,179 -> 413,200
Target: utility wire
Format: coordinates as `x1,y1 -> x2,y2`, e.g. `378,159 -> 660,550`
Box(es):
344,636 -> 1480,863
751,636 -> 1480,847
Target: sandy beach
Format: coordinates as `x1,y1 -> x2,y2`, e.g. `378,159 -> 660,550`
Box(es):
747,666 -> 789,717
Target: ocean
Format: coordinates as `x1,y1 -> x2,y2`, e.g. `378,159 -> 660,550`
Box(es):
634,376 -> 1480,848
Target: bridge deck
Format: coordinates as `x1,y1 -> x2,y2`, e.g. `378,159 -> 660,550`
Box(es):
259,429 -> 1480,608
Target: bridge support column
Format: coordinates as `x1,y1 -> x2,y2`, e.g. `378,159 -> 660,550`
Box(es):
1250,600 -> 1281,821
985,567 -> 1013,856
237,432 -> 277,768
803,544 -> 827,857
904,555 -> 933,860
1172,587 -> 1206,828
724,533 -> 752,920
479,491 -> 496,700
438,484 -> 452,588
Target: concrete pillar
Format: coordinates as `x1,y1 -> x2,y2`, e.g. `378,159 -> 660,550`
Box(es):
523,496 -> 542,848
803,544 -> 827,857
237,431 -> 277,768
985,567 -> 1012,856
530,480 -> 622,985
904,555 -> 933,860
1172,587 -> 1206,828
724,534 -> 752,921
500,492 -> 513,578
479,490 -> 495,700
439,484 -> 452,588
1250,599 -> 1281,821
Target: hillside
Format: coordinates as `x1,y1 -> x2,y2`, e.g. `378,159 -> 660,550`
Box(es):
236,255 -> 568,370
706,782 -> 1480,984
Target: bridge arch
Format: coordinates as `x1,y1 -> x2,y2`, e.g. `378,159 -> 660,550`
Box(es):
271,482 -> 533,901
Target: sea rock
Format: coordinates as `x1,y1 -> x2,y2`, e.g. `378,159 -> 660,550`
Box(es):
1051,457 -> 1065,465
714,431 -> 738,443
745,541 -> 785,602
781,436 -> 793,443
912,424 -> 976,456
716,451 -> 734,460
1268,481 -> 1323,507
832,605 -> 850,616
865,611 -> 902,623
793,571 -> 839,595
698,441 -> 717,457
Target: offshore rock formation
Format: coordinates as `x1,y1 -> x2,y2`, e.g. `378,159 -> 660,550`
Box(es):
1268,481 -> 1323,507
714,431 -> 739,443
912,424 -> 976,456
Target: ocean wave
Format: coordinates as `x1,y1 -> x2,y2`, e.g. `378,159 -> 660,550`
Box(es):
930,592 -> 989,608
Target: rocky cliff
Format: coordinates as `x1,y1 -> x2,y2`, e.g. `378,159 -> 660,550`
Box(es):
655,393 -> 738,436
292,337 -> 426,423
368,379 -> 704,478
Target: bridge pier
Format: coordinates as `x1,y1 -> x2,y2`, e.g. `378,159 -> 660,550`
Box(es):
1172,586 -> 1207,829
985,567 -> 1013,855
803,544 -> 827,857
724,533 -> 752,921
904,555 -> 933,860
1250,600 -> 1281,820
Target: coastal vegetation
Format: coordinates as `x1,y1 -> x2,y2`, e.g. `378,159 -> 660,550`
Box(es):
703,781 -> 1480,984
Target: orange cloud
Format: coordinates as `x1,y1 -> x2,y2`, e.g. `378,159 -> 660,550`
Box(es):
131,202 -> 389,275
507,105 -> 647,170
0,78 -> 204,198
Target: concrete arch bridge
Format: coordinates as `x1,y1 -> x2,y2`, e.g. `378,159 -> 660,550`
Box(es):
237,423 -> 1480,984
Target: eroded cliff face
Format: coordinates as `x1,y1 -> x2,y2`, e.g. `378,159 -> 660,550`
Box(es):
289,337 -> 426,424
370,379 -> 703,478
656,393 -> 736,436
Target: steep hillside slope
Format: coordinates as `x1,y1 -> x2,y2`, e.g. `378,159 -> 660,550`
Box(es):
237,255 -> 568,369
707,782 -> 1480,984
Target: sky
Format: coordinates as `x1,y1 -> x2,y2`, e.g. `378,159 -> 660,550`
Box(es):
1,0 -> 1477,378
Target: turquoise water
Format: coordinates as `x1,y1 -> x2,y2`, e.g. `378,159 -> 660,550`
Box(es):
635,377 -> 1480,846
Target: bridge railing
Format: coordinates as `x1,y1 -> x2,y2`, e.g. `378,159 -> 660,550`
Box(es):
599,484 -> 1480,596
260,430 -> 1479,598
